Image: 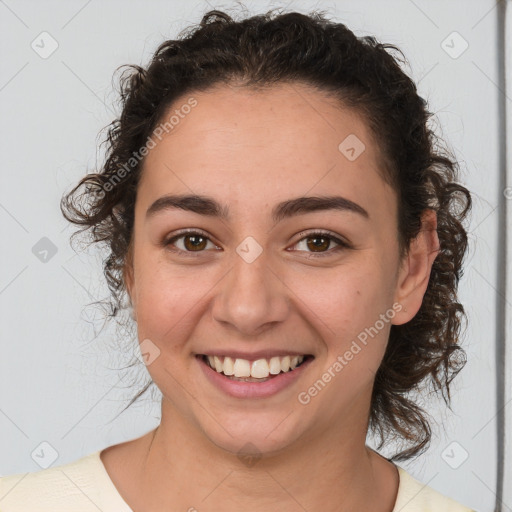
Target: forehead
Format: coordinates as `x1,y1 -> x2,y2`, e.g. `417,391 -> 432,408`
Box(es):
139,82 -> 396,222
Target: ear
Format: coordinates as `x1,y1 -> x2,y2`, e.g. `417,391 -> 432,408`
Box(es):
392,209 -> 440,325
123,243 -> 136,320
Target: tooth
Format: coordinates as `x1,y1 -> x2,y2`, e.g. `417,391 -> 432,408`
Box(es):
233,358 -> 251,377
280,355 -> 291,372
206,354 -> 306,376
251,359 -> 270,378
214,356 -> 223,373
223,356 -> 234,375
269,356 -> 282,375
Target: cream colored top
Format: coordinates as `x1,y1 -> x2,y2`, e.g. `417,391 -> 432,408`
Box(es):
0,450 -> 476,511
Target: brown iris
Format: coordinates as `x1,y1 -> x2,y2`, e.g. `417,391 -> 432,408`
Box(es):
306,236 -> 330,252
183,234 -> 208,251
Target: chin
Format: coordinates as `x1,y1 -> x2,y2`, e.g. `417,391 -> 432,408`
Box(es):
198,412 -> 306,460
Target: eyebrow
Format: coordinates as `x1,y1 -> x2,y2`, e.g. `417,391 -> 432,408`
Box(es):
145,194 -> 370,222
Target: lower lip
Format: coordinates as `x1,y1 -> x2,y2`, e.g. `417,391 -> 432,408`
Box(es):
196,355 -> 314,399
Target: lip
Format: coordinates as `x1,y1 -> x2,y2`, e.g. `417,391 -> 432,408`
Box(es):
196,354 -> 314,399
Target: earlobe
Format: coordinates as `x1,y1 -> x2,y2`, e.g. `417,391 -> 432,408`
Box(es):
123,251 -> 136,319
392,209 -> 440,325
124,267 -> 136,319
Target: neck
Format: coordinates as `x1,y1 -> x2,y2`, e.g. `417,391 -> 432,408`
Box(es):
119,402 -> 398,511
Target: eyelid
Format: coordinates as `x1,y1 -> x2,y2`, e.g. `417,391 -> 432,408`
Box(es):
289,229 -> 351,257
162,228 -> 221,256
294,229 -> 348,244
164,227 -> 212,241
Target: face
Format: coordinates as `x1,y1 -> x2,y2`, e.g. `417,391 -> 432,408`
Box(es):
124,82 -> 436,457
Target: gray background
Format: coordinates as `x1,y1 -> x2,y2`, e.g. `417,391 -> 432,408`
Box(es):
0,1 -> 509,511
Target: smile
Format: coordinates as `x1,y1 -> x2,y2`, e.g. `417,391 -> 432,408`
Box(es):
196,353 -> 315,398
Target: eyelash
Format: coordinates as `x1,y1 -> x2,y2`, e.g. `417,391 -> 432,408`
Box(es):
293,230 -> 350,257
163,229 -> 350,258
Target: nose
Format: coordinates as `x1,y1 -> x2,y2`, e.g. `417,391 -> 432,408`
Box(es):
211,247 -> 290,337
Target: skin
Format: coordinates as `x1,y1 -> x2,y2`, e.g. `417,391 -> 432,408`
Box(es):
100,82 -> 439,511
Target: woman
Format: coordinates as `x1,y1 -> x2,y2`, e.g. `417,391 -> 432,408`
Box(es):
0,7 -> 476,512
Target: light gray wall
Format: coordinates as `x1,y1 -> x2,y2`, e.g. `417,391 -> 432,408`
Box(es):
0,1 -> 508,511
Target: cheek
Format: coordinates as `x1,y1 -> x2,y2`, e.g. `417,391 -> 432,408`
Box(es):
293,263 -> 394,362
132,255 -> 205,346
300,263 -> 390,323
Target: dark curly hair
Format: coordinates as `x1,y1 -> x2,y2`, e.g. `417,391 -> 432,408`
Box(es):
61,7 -> 472,462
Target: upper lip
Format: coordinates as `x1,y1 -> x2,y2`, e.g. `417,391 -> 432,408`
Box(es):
196,350 -> 313,361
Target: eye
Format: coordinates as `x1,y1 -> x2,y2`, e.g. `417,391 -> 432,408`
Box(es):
163,229 -> 220,256
162,229 -> 351,258
290,230 -> 351,258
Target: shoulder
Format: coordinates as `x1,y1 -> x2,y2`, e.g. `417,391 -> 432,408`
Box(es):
393,466 -> 477,512
0,450 -> 132,512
